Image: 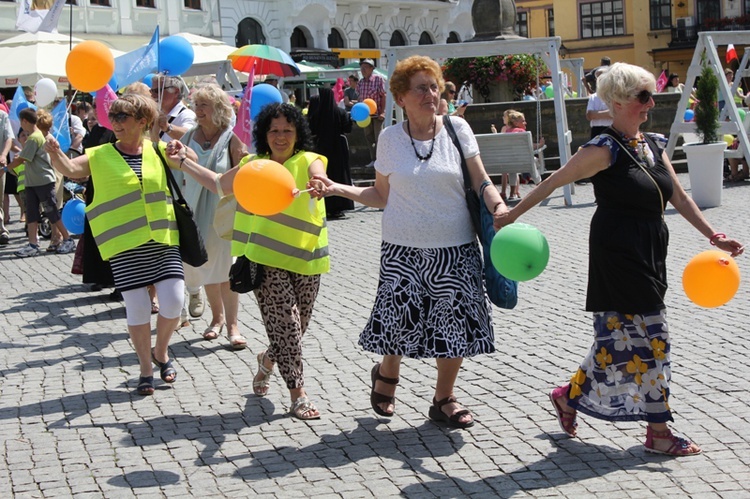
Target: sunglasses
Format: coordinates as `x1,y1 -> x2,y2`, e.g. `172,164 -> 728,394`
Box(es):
108,112 -> 133,123
150,86 -> 175,95
634,89 -> 653,105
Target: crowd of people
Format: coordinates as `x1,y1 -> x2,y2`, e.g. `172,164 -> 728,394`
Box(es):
0,54 -> 744,455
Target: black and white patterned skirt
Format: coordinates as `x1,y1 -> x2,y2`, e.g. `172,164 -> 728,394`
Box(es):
360,241 -> 495,359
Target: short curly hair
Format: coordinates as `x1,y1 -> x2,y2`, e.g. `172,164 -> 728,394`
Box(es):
596,62 -> 656,110
252,103 -> 313,156
389,55 -> 445,101
109,93 -> 159,131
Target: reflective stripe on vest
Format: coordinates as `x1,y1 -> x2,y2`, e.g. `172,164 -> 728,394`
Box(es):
86,141 -> 179,260
231,152 -> 330,275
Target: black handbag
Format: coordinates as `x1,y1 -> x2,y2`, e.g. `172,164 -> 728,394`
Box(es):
228,255 -> 264,293
443,115 -> 518,309
153,144 -> 209,267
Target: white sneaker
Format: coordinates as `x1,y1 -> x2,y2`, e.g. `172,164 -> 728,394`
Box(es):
188,291 -> 204,318
56,238 -> 76,254
15,244 -> 41,258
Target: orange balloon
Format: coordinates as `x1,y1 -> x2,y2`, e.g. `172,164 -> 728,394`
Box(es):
233,159 -> 296,216
682,250 -> 740,308
364,98 -> 377,115
66,41 -> 115,93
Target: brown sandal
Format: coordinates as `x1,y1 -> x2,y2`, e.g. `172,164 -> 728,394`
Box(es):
428,396 -> 474,428
370,363 -> 399,417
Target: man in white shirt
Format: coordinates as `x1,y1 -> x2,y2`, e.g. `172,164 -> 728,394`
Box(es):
585,70 -> 612,139
149,75 -> 197,144
264,74 -> 289,103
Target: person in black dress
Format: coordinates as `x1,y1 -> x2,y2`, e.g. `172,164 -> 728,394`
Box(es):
307,88 -> 354,219
497,63 -> 744,456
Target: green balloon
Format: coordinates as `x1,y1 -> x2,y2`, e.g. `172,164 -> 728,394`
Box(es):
739,108 -> 746,122
490,223 -> 550,281
544,85 -> 554,98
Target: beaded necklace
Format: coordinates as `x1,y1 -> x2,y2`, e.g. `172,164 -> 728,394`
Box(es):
406,117 -> 436,161
613,128 -> 654,167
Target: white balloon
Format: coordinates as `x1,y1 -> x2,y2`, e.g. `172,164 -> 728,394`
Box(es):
34,78 -> 57,107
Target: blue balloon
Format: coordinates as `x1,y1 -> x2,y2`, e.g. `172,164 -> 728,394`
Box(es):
15,101 -> 37,120
142,74 -> 154,88
62,198 -> 86,235
250,84 -> 283,121
158,36 -> 194,76
351,102 -> 370,122
684,109 -> 695,121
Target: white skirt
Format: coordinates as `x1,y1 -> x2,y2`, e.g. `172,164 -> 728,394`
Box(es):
183,224 -> 232,288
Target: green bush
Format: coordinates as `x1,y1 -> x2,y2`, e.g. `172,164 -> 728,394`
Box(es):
694,56 -> 720,144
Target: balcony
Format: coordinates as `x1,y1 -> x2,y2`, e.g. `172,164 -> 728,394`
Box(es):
669,25 -> 701,47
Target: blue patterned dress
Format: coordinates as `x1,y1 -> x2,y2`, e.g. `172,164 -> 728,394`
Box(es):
567,129 -> 677,423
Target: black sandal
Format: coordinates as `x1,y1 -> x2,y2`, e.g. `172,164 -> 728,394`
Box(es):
370,363 -> 399,417
151,350 -> 177,383
428,396 -> 475,429
137,376 -> 154,396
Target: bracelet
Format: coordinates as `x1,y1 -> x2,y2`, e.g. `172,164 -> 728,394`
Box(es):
215,173 -> 225,198
709,232 -> 726,246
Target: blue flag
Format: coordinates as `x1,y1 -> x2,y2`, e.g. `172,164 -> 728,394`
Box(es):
51,99 -> 71,153
112,25 -> 159,90
8,85 -> 35,136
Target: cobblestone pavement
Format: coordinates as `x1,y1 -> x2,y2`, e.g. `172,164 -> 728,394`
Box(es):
1,174 -> 749,498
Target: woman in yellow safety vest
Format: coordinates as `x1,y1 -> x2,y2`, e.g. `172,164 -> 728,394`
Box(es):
165,103 -> 329,421
45,93 -> 184,397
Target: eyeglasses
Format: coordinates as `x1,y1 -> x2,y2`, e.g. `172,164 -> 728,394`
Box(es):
411,84 -> 439,96
150,86 -> 175,95
108,112 -> 133,123
634,89 -> 653,105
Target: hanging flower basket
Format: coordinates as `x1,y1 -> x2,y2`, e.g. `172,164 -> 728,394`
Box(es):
443,54 -> 548,102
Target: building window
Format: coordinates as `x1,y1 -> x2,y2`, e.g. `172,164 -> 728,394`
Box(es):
90,0 -> 110,6
359,30 -> 376,49
236,18 -> 265,46
649,0 -> 671,30
184,0 -> 200,10
517,12 -> 528,37
418,32 -> 434,45
136,0 -> 155,7
580,1 -> 624,39
547,9 -> 555,36
291,27 -> 308,49
447,31 -> 460,44
390,31 -> 407,46
328,28 -> 344,49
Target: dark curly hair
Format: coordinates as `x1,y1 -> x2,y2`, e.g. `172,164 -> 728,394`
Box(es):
252,103 -> 313,156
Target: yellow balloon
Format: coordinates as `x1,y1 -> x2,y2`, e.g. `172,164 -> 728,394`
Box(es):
357,116 -> 371,128
724,134 -> 736,147
682,250 -> 740,308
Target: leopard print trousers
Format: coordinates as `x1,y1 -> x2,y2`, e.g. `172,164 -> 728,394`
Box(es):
253,266 -> 321,389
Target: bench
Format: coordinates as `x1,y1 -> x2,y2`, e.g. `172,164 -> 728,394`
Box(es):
474,132 -> 546,184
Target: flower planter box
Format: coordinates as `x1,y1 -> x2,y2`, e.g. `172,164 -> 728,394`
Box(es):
684,141 -> 727,208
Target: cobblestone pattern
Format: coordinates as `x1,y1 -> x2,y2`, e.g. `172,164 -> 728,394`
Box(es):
0,175 -> 749,498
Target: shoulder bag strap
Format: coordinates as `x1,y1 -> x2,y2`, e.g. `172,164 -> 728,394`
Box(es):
442,115 -> 471,191
152,142 -> 187,205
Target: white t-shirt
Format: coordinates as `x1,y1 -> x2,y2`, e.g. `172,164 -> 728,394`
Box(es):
69,114 -> 86,153
160,103 -> 197,142
586,93 -> 613,128
376,116 -> 478,248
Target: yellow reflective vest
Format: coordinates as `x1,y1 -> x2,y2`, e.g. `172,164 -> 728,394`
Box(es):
231,152 -> 329,276
86,141 -> 179,261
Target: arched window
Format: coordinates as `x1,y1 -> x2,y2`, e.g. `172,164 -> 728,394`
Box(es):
328,28 -> 345,49
236,18 -> 265,46
359,30 -> 377,48
447,31 -> 460,44
418,32 -> 434,45
390,31 -> 407,46
291,27 -> 308,49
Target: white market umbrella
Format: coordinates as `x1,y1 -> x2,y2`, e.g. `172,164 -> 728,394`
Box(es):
0,32 -> 122,88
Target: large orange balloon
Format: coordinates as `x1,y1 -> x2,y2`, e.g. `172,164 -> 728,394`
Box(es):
363,98 -> 377,115
66,41 -> 115,93
233,159 -> 296,216
682,250 -> 740,308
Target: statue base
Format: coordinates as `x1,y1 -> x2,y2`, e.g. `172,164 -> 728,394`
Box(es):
468,33 -> 523,42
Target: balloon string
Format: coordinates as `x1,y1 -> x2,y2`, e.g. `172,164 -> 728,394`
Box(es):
294,187 -> 314,198
54,90 -> 78,141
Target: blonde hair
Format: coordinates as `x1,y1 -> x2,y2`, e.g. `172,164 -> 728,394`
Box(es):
596,62 -> 656,109
389,55 -> 445,101
36,109 -> 53,135
191,84 -> 234,130
506,110 -> 525,127
120,81 -> 151,98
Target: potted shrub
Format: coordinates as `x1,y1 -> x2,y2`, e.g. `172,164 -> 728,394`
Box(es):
683,55 -> 727,208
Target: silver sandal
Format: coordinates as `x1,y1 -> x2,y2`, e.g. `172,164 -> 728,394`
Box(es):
253,351 -> 273,396
290,396 -> 320,420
